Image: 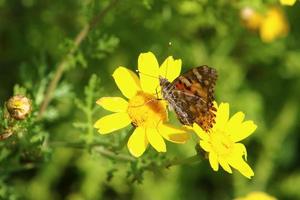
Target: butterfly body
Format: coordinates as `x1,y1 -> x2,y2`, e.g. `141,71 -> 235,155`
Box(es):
159,66 -> 217,132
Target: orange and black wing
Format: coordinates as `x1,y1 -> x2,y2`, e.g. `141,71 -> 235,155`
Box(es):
170,65 -> 217,131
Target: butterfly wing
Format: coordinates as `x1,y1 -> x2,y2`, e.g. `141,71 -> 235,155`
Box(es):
170,65 -> 217,131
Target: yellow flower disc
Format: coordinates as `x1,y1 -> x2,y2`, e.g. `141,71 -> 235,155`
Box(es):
210,129 -> 234,156
127,91 -> 167,128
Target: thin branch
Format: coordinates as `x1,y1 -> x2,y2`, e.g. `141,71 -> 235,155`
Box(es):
38,0 -> 120,119
92,146 -> 136,162
0,163 -> 38,173
50,141 -> 202,167
164,154 -> 201,168
51,141 -> 136,162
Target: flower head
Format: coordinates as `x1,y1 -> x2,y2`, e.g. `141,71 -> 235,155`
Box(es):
6,95 -> 32,120
235,191 -> 277,200
94,52 -> 188,157
241,7 -> 289,43
193,102 -> 257,178
280,0 -> 297,6
260,7 -> 289,43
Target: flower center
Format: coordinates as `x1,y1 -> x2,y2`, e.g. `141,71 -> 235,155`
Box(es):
127,91 -> 167,128
210,129 -> 233,156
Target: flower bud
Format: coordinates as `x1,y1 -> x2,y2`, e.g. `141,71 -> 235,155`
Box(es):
6,95 -> 32,120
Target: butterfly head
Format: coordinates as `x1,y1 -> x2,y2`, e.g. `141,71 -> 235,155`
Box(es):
158,76 -> 169,87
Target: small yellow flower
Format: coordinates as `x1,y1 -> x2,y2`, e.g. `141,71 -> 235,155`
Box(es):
235,191 -> 277,200
260,7 -> 289,43
280,0 -> 297,6
241,7 -> 289,43
94,52 -> 189,157
193,102 -> 256,179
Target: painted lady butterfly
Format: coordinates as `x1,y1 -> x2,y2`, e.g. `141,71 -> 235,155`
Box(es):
159,65 -> 217,132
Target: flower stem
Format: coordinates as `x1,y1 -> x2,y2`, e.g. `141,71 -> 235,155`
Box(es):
115,127 -> 135,150
92,146 -> 136,162
164,154 -> 201,168
38,0 -> 120,119
50,141 -> 202,168
50,141 -> 136,162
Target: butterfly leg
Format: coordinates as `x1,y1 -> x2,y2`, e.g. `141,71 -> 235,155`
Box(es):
155,87 -> 163,101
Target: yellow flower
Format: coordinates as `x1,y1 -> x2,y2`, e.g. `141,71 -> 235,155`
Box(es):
235,191 -> 277,200
193,102 -> 256,179
94,52 -> 189,157
241,7 -> 289,43
280,0 -> 297,6
260,7 -> 289,43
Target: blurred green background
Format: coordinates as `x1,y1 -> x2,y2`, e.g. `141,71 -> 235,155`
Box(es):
1,0 -> 300,199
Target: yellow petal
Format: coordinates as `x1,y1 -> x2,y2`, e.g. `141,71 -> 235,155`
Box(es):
227,144 -> 254,178
138,52 -> 160,94
159,56 -> 182,82
193,123 -> 209,140
227,155 -> 254,179
209,152 -> 219,171
158,124 -> 189,144
230,121 -> 257,142
94,113 -> 131,134
280,0 -> 297,6
215,103 -> 229,130
226,112 -> 245,128
146,128 -> 166,152
219,157 -> 232,174
96,97 -> 128,112
199,141 -> 211,152
213,101 -> 218,109
233,143 -> 248,160
127,127 -> 148,157
112,67 -> 141,99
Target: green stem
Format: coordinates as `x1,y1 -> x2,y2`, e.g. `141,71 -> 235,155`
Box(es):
86,107 -> 94,144
37,0 -> 120,119
164,154 -> 201,168
115,126 -> 135,151
51,141 -> 112,149
92,146 -> 136,162
0,163 -> 38,173
51,140 -> 202,169
50,141 -> 135,162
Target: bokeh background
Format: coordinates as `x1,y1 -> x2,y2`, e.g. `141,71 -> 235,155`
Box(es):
0,0 -> 300,199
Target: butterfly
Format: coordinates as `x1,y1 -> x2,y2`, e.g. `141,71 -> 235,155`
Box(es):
159,65 -> 217,132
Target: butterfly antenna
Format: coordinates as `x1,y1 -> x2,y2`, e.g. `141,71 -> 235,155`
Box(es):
165,41 -> 172,78
135,70 -> 158,79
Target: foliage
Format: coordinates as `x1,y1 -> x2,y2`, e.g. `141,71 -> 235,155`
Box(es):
0,0 -> 300,199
